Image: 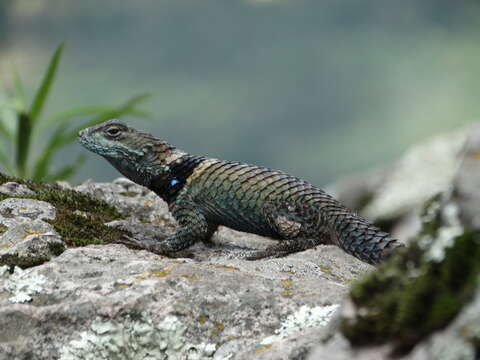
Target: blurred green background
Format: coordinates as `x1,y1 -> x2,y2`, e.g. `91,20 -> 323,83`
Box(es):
1,0 -> 479,185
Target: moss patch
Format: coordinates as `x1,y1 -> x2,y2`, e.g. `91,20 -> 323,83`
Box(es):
52,212 -> 125,247
340,230 -> 480,355
0,172 -> 126,248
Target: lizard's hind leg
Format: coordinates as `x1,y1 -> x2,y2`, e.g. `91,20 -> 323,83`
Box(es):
240,201 -> 330,260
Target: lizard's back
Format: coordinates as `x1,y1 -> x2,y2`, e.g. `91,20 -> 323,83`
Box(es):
184,158 -> 399,264
185,159 -> 337,239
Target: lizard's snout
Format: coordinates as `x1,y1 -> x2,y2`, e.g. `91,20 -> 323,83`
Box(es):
78,129 -> 88,137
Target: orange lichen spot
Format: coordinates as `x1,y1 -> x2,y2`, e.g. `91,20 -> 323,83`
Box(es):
280,279 -> 294,287
255,344 -> 272,355
150,268 -> 172,277
115,284 -> 131,289
215,265 -> 239,271
214,322 -> 225,331
143,200 -> 154,207
182,274 -> 200,281
197,314 -> 208,325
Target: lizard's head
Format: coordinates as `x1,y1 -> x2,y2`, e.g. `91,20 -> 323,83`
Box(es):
78,119 -> 176,185
78,119 -> 145,159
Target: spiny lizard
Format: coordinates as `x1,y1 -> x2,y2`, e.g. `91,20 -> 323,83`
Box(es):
78,119 -> 403,265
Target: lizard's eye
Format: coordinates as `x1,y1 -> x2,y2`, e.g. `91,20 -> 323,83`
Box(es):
105,126 -> 121,137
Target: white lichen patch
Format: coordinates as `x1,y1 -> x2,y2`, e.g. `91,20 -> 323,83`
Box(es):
59,313 -> 216,360
0,264 -> 9,277
425,202 -> 464,262
3,266 -> 47,303
261,304 -> 339,345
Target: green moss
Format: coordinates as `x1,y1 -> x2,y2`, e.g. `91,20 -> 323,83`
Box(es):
0,253 -> 49,268
0,171 -> 127,249
52,212 -> 125,247
341,230 -> 480,355
47,239 -> 66,256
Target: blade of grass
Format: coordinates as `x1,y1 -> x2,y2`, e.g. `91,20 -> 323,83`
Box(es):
32,93 -> 150,180
62,93 -> 151,144
29,43 -> 65,125
13,65 -> 26,113
32,121 -> 70,180
38,105 -> 114,133
16,112 -> 31,178
17,43 -> 64,178
123,108 -> 152,119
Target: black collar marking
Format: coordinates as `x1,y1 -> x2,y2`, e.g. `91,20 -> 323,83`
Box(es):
148,154 -> 206,204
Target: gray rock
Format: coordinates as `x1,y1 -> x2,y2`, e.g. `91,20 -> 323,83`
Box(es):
309,286 -> 480,360
0,182 -> 35,196
453,123 -> 480,230
0,231 -> 65,268
0,198 -> 56,221
0,243 -> 370,359
76,178 -> 177,230
0,199 -> 64,268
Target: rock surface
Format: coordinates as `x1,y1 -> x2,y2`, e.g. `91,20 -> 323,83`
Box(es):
0,198 -> 65,268
310,124 -> 480,360
0,124 -> 479,359
0,176 -> 371,360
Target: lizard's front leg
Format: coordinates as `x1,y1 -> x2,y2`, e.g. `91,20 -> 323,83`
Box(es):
117,201 -> 211,255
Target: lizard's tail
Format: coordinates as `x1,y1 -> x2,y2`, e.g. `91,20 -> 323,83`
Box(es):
322,200 -> 403,265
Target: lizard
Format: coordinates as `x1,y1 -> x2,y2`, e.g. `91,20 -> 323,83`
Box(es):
78,119 -> 403,265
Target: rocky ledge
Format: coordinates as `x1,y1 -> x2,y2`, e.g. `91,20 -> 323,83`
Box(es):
0,124 -> 479,359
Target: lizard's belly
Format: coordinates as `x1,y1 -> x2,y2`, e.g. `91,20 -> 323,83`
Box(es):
200,197 -> 277,238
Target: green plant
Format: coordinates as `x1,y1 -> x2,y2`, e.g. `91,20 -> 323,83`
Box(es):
0,43 -> 150,181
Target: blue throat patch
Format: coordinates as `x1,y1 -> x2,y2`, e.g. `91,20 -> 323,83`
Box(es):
148,154 -> 206,204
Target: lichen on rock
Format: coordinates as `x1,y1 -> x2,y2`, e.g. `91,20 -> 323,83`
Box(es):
2,266 -> 48,303
0,172 -> 127,265
59,313 -> 217,360
339,191 -> 480,355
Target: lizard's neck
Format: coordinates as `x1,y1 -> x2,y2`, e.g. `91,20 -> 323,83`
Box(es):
147,153 -> 206,204
106,140 -> 186,187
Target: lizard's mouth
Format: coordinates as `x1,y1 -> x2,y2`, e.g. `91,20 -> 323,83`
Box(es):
77,131 -> 98,153
77,132 -> 89,146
